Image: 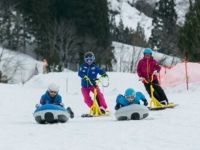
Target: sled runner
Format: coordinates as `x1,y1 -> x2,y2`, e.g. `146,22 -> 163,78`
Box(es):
148,103 -> 178,110
81,111 -> 111,118
33,104 -> 70,124
115,104 -> 149,120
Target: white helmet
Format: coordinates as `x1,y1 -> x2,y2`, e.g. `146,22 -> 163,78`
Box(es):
48,83 -> 59,92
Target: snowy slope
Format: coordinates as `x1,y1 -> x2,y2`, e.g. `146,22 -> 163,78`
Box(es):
0,47 -> 43,83
108,0 -> 191,39
0,72 -> 200,150
108,0 -> 153,39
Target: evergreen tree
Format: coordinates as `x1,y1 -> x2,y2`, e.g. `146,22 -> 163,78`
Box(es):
178,0 -> 200,61
1,0 -> 113,70
0,0 -> 13,49
0,0 -> 31,52
149,0 -> 178,55
132,23 -> 147,47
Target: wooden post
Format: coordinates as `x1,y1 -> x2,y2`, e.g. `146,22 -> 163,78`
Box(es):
184,53 -> 189,90
66,78 -> 68,93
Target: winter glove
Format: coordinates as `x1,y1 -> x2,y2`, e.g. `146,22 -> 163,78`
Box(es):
59,103 -> 65,107
67,107 -> 74,119
143,99 -> 148,106
91,79 -> 97,86
101,73 -> 108,78
139,77 -> 145,81
35,104 -> 41,108
152,70 -> 159,75
115,103 -> 122,110
83,75 -> 90,81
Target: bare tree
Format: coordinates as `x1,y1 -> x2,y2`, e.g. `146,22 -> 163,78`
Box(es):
0,47 -> 26,83
59,20 -> 82,69
130,47 -> 143,73
189,0 -> 193,8
158,55 -> 168,65
46,19 -> 82,70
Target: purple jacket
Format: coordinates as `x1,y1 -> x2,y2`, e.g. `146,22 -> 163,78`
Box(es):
137,57 -> 161,82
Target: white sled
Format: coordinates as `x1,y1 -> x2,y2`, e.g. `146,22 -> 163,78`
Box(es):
33,104 -> 70,124
114,104 -> 149,121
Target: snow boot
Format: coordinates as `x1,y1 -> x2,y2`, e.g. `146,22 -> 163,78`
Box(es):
67,107 -> 74,118
100,106 -> 106,114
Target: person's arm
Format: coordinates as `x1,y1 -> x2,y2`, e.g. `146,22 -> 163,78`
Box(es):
78,64 -> 86,78
96,65 -> 106,76
137,60 -> 142,77
115,94 -> 124,110
137,92 -> 148,106
55,95 -> 62,105
154,60 -> 161,72
40,95 -> 46,105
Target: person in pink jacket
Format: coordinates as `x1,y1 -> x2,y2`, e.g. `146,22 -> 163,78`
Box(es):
137,48 -> 169,105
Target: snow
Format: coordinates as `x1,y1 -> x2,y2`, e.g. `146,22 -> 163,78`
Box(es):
139,0 -> 191,24
108,0 -> 153,39
0,47 -> 44,83
108,0 -> 191,39
1,71 -> 200,150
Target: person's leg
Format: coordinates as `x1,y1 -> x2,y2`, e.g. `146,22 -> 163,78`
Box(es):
81,87 -> 93,108
153,84 -> 169,104
144,83 -> 151,97
92,86 -> 108,109
152,80 -> 169,104
144,81 -> 162,102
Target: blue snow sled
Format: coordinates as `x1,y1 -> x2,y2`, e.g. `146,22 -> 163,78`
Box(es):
114,104 -> 149,121
33,104 -> 70,124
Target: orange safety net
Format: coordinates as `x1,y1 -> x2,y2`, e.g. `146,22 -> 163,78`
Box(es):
159,62 -> 200,88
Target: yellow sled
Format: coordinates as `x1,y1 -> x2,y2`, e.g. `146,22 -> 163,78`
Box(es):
145,77 -> 177,110
82,77 -> 110,117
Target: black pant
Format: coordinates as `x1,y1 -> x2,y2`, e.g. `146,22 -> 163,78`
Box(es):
144,80 -> 169,103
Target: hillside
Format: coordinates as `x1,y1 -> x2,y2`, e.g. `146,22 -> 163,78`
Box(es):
108,0 -> 190,39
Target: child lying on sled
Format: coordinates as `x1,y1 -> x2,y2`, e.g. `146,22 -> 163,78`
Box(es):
115,88 -> 148,110
37,83 -> 74,118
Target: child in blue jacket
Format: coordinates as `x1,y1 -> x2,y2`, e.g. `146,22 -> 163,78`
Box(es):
115,88 -> 148,110
38,83 -> 74,118
78,51 -> 108,113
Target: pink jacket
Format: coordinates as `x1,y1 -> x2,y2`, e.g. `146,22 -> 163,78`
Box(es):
137,57 -> 161,82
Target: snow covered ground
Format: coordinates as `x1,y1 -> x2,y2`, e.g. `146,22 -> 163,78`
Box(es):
0,71 -> 200,150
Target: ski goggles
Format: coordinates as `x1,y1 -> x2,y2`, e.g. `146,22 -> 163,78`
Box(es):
125,95 -> 134,101
49,91 -> 57,94
84,57 -> 94,63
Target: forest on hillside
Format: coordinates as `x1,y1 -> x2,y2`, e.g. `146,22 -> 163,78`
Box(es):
0,0 -> 199,71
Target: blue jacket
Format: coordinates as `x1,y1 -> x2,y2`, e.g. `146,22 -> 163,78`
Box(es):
40,91 -> 62,105
116,92 -> 146,106
78,63 -> 106,87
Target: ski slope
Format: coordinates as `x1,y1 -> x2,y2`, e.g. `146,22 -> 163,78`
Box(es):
0,72 -> 200,150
